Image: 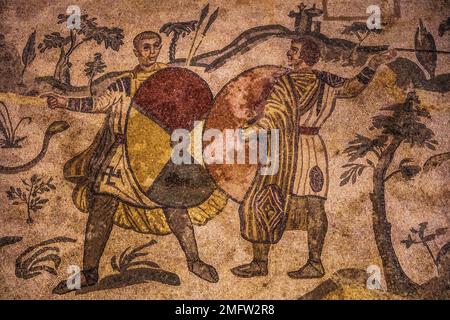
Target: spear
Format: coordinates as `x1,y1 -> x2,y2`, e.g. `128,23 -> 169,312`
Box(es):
394,48 -> 450,54
187,3 -> 210,66
191,8 -> 219,61
365,45 -> 450,55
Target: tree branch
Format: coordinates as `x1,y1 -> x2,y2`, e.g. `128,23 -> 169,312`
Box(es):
371,149 -> 381,160
384,169 -> 401,182
65,33 -> 85,59
69,41 -> 85,56
64,29 -> 76,57
422,241 -> 438,267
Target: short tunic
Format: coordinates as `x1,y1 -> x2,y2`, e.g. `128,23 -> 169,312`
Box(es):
292,84 -> 335,198
63,63 -> 228,235
65,63 -> 168,208
291,68 -> 376,199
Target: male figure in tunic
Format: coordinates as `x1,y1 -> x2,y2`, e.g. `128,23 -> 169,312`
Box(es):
231,38 -> 396,278
44,31 -> 226,293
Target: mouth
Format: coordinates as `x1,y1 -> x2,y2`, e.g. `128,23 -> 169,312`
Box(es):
142,59 -> 157,66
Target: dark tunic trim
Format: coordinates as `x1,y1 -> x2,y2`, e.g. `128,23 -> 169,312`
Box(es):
67,77 -> 132,113
314,70 -> 346,88
315,81 -> 326,115
67,97 -> 94,112
107,77 -> 131,97
356,67 -> 376,85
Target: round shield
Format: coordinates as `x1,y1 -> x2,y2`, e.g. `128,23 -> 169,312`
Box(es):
126,67 -> 216,208
204,65 -> 286,202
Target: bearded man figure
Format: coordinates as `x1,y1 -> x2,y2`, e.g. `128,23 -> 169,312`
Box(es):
231,38 -> 397,279
44,31 -> 227,293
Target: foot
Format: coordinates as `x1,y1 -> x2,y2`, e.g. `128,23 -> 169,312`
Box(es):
231,260 -> 268,278
287,259 -> 325,279
52,269 -> 98,295
188,259 -> 219,283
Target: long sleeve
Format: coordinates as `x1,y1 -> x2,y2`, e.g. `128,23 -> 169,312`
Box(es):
66,90 -> 121,114
317,67 -> 376,100
244,73 -> 318,135
335,67 -> 376,99
66,78 -> 131,113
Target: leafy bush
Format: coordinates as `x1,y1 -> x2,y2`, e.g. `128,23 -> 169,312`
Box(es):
6,174 -> 56,224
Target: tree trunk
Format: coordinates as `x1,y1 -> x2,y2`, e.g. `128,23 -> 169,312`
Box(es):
54,47 -> 71,85
88,77 -> 93,96
370,137 -> 419,297
169,34 -> 180,63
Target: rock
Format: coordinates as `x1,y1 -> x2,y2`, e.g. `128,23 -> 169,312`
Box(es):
298,268 -> 407,300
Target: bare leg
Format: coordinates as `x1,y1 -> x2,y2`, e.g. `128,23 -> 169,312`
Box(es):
163,207 -> 219,283
231,243 -> 270,278
53,193 -> 118,294
288,196 -> 327,279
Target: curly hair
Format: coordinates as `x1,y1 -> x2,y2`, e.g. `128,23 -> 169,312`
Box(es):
292,38 -> 321,66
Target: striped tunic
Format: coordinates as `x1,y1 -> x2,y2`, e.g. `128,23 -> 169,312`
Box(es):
292,67 -> 376,198
239,66 -> 375,243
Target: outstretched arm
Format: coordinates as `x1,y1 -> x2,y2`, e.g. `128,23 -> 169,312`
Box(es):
334,49 -> 398,99
43,79 -> 126,113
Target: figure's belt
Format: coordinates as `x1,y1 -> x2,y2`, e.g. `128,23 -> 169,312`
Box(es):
299,126 -> 320,135
116,133 -> 126,144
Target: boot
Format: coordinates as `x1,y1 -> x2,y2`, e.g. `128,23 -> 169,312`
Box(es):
231,243 -> 269,278
53,194 -> 116,294
231,260 -> 268,278
52,268 -> 98,295
163,207 -> 219,283
288,197 -> 327,279
188,259 -> 219,283
287,259 -> 325,279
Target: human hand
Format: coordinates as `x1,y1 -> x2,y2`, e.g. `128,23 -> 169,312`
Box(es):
40,93 -> 68,109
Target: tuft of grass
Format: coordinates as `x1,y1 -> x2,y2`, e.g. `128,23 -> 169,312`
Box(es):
111,240 -> 160,273
15,237 -> 76,280
0,101 -> 31,148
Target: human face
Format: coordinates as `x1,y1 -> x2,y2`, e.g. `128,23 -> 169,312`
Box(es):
134,37 -> 162,68
286,42 -> 303,69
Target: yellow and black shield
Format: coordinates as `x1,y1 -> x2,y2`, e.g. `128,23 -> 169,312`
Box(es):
126,67 -> 216,208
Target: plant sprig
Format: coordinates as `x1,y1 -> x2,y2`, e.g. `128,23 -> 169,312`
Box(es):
6,174 -> 56,224
402,222 -> 448,267
0,101 -> 31,148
